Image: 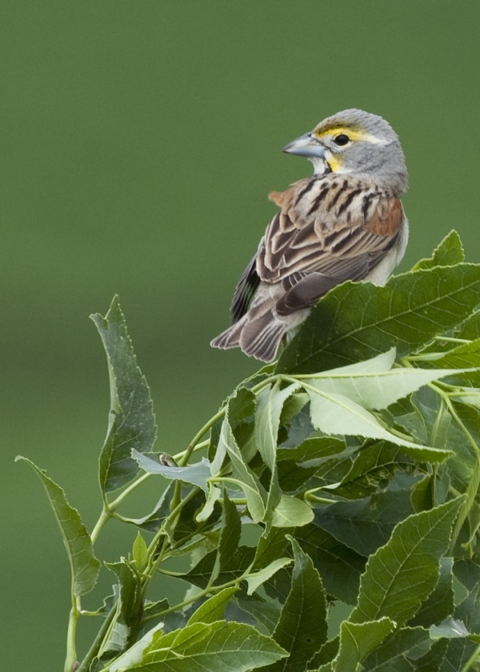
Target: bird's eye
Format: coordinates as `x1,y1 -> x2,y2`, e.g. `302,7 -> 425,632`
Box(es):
334,134 -> 350,146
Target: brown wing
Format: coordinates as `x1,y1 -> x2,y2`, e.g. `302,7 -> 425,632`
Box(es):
230,251 -> 261,323
257,178 -> 404,316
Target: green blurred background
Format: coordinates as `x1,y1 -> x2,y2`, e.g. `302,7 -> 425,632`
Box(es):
2,1 -> 479,668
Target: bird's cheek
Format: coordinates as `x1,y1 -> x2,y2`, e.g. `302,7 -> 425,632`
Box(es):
325,151 -> 343,173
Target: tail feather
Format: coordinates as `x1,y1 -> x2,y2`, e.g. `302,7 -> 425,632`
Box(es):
243,323 -> 285,362
211,310 -> 286,362
239,311 -> 285,361
210,317 -> 246,350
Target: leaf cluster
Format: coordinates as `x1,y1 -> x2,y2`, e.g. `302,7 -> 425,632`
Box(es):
18,231 -> 480,671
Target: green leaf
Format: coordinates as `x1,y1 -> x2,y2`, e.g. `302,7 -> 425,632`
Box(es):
295,524 -> 366,604
210,386 -> 256,473
334,618 -> 396,672
277,262 -> 480,375
439,640 -> 477,671
312,488 -> 414,557
138,600 -> 169,637
277,437 -> 347,494
305,356 -> 460,412
420,338 -> 480,388
454,580 -> 480,634
412,230 -> 465,270
453,390 -> 480,409
255,381 -> 300,471
434,583 -> 480,672
309,638 -> 339,669
456,310 -> 480,341
101,560 -> 142,655
277,458 -> 320,494
390,396 -> 429,446
411,390 -> 474,508
171,487 -> 222,546
281,404 -> 317,447
16,457 -> 100,597
132,532 -> 148,572
335,442 -> 414,500
256,381 -> 301,530
265,537 -> 328,672
120,481 -> 175,533
254,528 -> 292,575
132,452 -> 211,492
362,626 -> 432,671
432,588 -> 480,670
91,296 -> 157,493
414,639 -> 449,672
219,491 -> 241,571
187,587 -> 238,625
410,473 -> 434,513
109,620 -> 287,671
195,482 -> 222,523
280,391 -> 309,427
306,385 -> 451,460
409,557 -> 454,628
185,546 -> 255,590
430,618 -> 469,639
447,402 -> 480,550
271,494 -> 314,528
214,397 -> 266,523
246,558 -> 293,596
323,347 -> 396,375
350,497 -> 464,625
235,597 -> 282,634
229,384 -> 257,422
277,437 -> 346,464
107,622 -> 165,672
263,566 -> 294,606
454,556 -> 480,591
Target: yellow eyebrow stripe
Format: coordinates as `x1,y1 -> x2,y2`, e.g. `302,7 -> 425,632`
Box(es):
314,126 -> 382,144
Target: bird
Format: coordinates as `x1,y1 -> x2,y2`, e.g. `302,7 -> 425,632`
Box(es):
211,109 -> 409,362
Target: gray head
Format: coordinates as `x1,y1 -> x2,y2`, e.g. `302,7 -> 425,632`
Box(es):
283,109 -> 408,194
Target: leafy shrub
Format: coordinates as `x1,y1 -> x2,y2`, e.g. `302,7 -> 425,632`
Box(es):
19,231 -> 480,672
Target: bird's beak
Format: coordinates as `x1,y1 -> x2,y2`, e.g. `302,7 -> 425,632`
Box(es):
283,132 -> 325,159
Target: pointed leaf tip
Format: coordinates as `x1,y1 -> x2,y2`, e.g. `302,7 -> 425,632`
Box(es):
412,229 -> 465,270
92,296 -> 157,493
18,457 -> 100,597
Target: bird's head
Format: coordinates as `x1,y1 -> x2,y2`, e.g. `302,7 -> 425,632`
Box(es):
283,108 -> 408,193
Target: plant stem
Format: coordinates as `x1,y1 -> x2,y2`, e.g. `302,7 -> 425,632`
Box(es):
76,604 -> 117,672
433,335 -> 470,344
461,642 -> 480,672
145,486 -> 200,574
150,578 -> 241,620
109,472 -> 151,511
172,439 -> 210,463
406,352 -> 447,362
90,505 -> 112,545
305,493 -> 337,504
178,407 -> 226,467
430,396 -> 446,449
89,415 -> 220,543
442,395 -> 480,456
64,598 -> 80,672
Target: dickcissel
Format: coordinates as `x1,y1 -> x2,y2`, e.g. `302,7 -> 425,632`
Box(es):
211,109 -> 408,362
